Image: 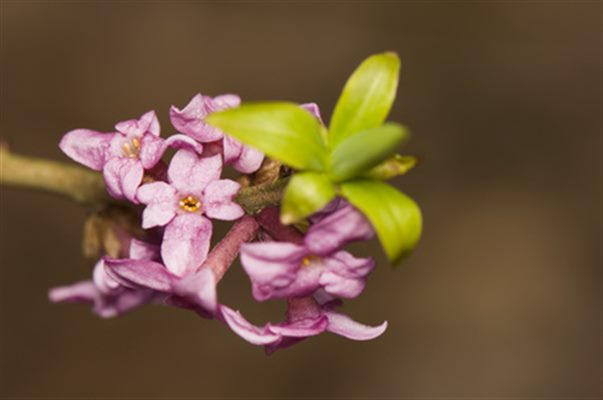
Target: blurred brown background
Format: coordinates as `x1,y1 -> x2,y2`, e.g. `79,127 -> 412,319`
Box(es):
0,1 -> 600,399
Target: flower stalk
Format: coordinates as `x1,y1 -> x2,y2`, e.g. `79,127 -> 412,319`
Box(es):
1,146 -> 109,205
0,146 -> 286,214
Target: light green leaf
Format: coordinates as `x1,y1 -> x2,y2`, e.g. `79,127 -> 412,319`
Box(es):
363,154 -> 418,180
340,179 -> 422,264
328,122 -> 408,182
329,52 -> 401,147
207,102 -> 327,171
281,171 -> 336,224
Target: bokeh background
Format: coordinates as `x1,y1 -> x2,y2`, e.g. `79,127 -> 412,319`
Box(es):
1,1 -> 600,399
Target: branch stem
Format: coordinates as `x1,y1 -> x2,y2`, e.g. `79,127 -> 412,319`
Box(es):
0,148 -> 286,213
1,147 -> 109,205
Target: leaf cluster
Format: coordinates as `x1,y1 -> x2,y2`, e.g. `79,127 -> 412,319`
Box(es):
208,52 -> 422,264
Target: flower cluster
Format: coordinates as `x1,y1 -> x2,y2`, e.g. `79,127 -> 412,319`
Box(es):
50,93 -> 387,353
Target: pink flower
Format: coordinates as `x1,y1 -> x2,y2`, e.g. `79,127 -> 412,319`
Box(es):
48,239 -> 159,318
103,257 -> 218,318
220,294 -> 387,354
240,204 -> 375,301
170,94 -> 264,173
136,148 -> 244,276
60,110 -> 202,202
104,216 -> 260,318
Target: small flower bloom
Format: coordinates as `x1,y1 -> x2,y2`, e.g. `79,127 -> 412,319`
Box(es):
60,110 -> 202,202
137,148 -> 244,276
104,216 -> 260,318
48,239 -> 159,318
170,93 -> 264,173
220,295 -> 387,354
240,204 -> 375,301
104,257 -> 218,318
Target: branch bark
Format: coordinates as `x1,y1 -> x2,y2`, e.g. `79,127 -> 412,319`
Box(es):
0,147 -> 286,213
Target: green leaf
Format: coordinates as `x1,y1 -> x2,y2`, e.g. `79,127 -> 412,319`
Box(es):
363,154 -> 418,180
328,122 -> 408,182
340,179 -> 422,264
280,171 -> 336,224
329,52 -> 401,147
207,102 -> 327,171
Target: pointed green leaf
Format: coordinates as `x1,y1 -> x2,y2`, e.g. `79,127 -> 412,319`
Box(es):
207,102 -> 327,171
340,179 -> 422,264
329,122 -> 408,182
281,171 -> 336,224
363,154 -> 418,180
329,52 -> 401,147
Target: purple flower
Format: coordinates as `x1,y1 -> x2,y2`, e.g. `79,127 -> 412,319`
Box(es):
170,93 -> 264,174
136,148 -> 244,276
220,294 -> 387,354
240,204 -> 375,301
104,257 -> 218,318
60,110 -> 202,202
104,216 -> 260,318
48,239 -> 159,318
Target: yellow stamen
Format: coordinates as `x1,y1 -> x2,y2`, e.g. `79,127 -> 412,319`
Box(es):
301,255 -> 320,267
122,138 -> 141,158
179,195 -> 201,212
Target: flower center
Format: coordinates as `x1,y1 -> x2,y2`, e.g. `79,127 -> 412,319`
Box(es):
122,137 -> 141,158
301,255 -> 321,267
179,195 -> 201,212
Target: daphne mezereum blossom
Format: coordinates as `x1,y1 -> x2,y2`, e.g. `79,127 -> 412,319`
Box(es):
59,110 -> 202,202
220,293 -> 387,354
136,148 -> 244,276
103,216 -> 260,318
170,93 -> 264,174
48,239 -> 159,318
104,257 -> 218,318
240,204 -> 375,301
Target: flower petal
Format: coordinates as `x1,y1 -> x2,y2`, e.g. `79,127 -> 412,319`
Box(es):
164,134 -> 204,154
169,94 -> 223,142
203,179 -> 244,220
59,129 -> 113,170
137,182 -> 177,228
324,311 -> 388,340
139,133 -> 165,169
232,144 -> 264,174
223,135 -> 264,174
312,289 -> 343,308
318,251 -> 375,298
94,289 -> 154,319
239,242 -> 307,301
309,198 -> 344,224
93,260 -> 120,294
103,257 -> 177,292
115,110 -> 160,137
162,214 -> 212,277
222,134 -> 242,164
210,94 -> 241,111
129,239 -> 160,261
171,267 -> 217,316
49,281 -> 98,303
219,306 -> 281,345
305,205 -> 375,255
268,316 -> 328,338
167,149 -> 222,195
103,157 -> 144,202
